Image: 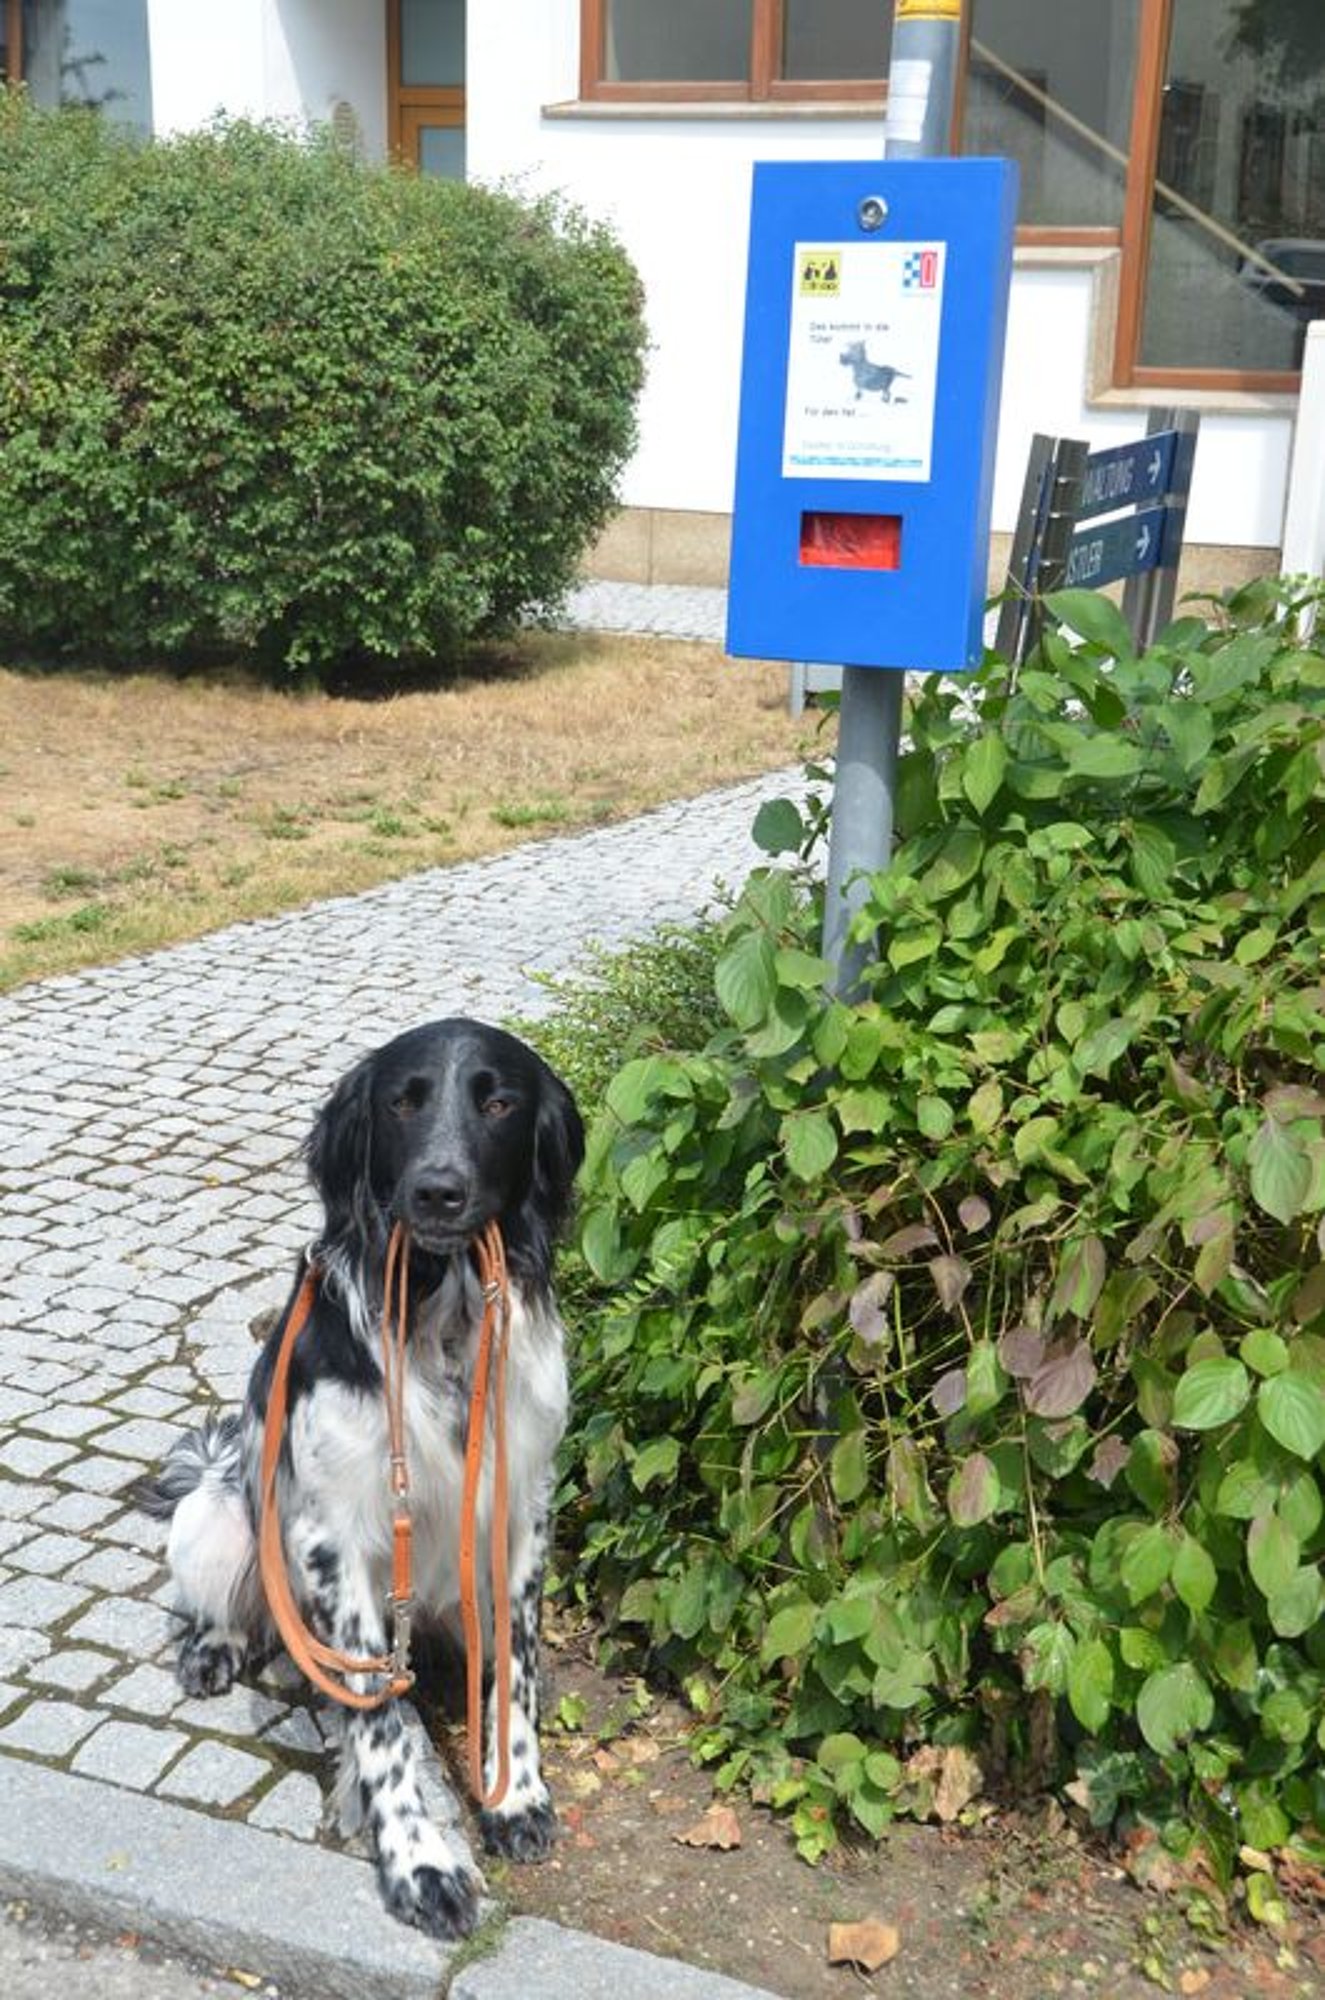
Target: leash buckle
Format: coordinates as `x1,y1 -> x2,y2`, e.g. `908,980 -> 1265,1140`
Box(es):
388,1595 -> 415,1685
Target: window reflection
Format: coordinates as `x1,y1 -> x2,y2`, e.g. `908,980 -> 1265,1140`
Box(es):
604,0 -> 752,83
1140,0 -> 1325,370
963,0 -> 1139,230
20,0 -> 152,132
782,0 -> 887,82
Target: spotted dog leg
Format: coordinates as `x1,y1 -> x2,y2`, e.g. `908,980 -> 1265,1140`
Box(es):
478,1507 -> 556,1862
289,1524 -> 484,1940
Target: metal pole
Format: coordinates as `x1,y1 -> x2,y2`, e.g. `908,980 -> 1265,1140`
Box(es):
822,3 -> 966,993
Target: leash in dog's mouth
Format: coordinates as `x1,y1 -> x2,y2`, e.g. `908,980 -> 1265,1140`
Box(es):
259,1217 -> 514,1808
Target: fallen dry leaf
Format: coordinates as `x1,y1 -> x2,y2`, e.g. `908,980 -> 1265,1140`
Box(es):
827,1919 -> 901,1972
904,1744 -> 983,1823
1178,1971 -> 1211,1995
673,1803 -> 743,1850
616,1734 -> 662,1766
933,1744 -> 982,1823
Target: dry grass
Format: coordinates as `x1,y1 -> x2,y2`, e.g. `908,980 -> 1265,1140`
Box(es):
0,632 -> 822,992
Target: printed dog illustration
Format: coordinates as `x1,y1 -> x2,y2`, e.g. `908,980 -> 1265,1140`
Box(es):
840,339 -> 909,402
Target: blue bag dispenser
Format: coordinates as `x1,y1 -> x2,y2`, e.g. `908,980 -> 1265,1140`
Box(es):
726,157 -> 1018,674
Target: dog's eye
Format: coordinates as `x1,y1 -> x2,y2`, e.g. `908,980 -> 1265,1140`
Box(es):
482,1094 -> 513,1121
391,1079 -> 428,1118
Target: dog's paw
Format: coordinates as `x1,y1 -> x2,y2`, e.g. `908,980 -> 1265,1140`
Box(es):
176,1629 -> 243,1697
381,1859 -> 483,1940
480,1796 -> 557,1863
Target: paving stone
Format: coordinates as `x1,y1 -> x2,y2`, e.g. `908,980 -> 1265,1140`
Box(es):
54,1452 -> 144,1495
72,1716 -> 190,1787
43,1489 -> 120,1532
7,1530 -> 90,1576
0,1572 -> 90,1626
247,1770 -> 326,1839
156,1739 -> 272,1806
174,1684 -> 288,1736
104,1662 -> 184,1716
67,1544 -> 159,1591
95,1416 -> 188,1462
27,1648 -> 118,1693
97,1506 -> 169,1552
0,1627 -> 51,1676
66,1594 -> 174,1654
0,1481 -> 55,1520
262,1705 -> 324,1755
113,1384 -> 189,1419
0,1434 -> 78,1477
0,1697 -> 102,1756
23,1403 -> 115,1441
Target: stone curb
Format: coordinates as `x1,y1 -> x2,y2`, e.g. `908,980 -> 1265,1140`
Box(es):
0,1760 -> 778,2000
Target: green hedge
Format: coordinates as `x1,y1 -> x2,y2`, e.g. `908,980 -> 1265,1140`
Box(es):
564,579 -> 1325,1910
0,100 -> 645,673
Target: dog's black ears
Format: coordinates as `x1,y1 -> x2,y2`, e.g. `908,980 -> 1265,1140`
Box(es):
304,1055 -> 375,1242
532,1063 -> 585,1238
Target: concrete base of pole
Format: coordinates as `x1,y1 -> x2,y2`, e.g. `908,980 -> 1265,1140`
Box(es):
822,665 -> 904,996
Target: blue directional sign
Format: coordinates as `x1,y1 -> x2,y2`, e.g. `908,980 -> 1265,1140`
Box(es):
1076,431 -> 1178,521
1065,503 -> 1167,589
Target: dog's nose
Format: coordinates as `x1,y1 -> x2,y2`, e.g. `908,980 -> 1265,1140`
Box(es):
409,1169 -> 470,1221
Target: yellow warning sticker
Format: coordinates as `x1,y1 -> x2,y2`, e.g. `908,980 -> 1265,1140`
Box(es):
896,0 -> 962,18
798,248 -> 842,296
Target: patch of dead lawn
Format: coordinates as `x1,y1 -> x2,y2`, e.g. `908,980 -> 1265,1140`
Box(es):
0,632 -> 821,990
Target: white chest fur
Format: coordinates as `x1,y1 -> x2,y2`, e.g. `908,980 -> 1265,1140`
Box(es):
286,1277 -> 568,1612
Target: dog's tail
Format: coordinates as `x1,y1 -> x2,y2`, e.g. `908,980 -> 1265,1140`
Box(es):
137,1412 -> 244,1519
141,1412 -> 263,1644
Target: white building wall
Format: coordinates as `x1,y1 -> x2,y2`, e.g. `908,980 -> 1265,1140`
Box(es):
147,0 -> 386,159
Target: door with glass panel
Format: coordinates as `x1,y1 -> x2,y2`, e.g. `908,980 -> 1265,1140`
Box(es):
389,0 -> 465,178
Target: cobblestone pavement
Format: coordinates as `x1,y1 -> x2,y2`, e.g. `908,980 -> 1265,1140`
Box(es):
561,579 -> 727,645
0,765 -> 799,1852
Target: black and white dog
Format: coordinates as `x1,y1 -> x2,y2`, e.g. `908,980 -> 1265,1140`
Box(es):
144,1018 -> 583,1940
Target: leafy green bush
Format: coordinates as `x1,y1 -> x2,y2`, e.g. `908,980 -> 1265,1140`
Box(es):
516,924 -> 726,1117
564,580 -> 1325,1901
0,99 -> 645,673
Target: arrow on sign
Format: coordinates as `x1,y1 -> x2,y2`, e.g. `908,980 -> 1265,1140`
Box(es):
1147,448 -> 1163,487
1136,521 -> 1153,563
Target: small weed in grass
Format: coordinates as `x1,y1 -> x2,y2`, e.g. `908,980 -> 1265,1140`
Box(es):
14,901 -> 112,943
261,806 -> 311,842
491,797 -> 572,830
124,768 -> 187,806
367,806 -> 414,839
42,865 -> 101,900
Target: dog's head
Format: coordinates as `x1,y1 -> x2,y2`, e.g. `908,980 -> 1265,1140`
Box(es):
305,1018 -> 584,1285
839,340 -> 866,366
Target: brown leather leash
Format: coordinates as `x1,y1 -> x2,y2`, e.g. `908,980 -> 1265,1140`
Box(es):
258,1217 -> 513,1808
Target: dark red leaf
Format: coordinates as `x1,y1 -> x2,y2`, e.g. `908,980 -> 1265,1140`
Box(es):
1025,1338 -> 1097,1418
